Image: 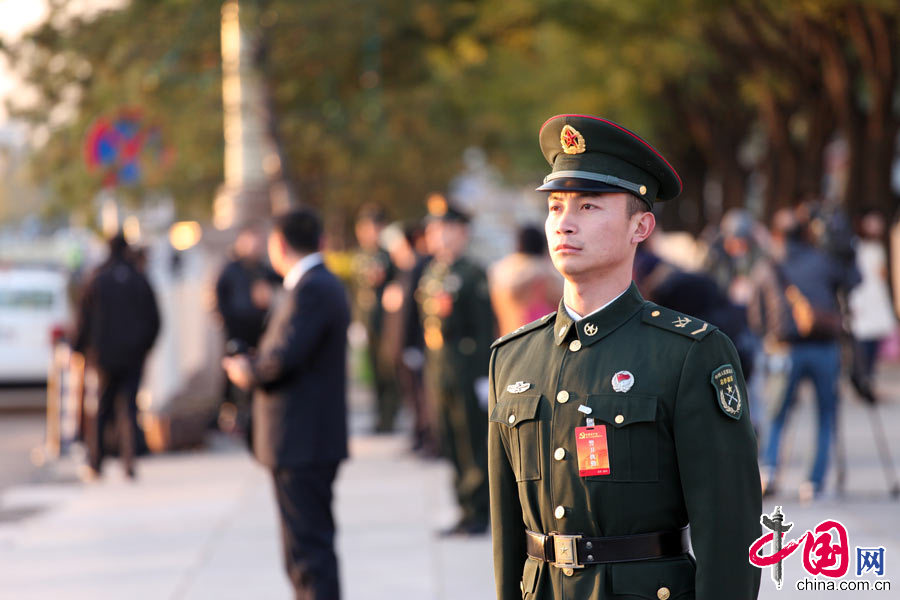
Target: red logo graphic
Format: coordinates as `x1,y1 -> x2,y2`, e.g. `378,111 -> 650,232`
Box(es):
750,507 -> 850,588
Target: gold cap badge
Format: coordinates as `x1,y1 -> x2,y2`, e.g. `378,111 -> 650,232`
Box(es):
560,124 -> 586,155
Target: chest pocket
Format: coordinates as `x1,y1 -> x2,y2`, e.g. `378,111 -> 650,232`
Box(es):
490,395 -> 542,481
587,394 -> 658,482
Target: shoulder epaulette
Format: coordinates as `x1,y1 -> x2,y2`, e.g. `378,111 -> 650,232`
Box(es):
491,312 -> 556,349
642,303 -> 717,340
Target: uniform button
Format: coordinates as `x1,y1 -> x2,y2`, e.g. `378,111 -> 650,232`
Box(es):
614,414 -> 625,424
554,448 -> 566,461
657,587 -> 671,600
569,339 -> 582,352
508,415 -> 516,424
651,310 -> 661,317
563,568 -> 574,577
585,541 -> 593,550
586,554 -> 594,561
554,505 -> 566,519
556,390 -> 569,403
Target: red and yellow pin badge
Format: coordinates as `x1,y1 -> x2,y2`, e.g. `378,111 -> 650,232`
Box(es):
560,124 -> 586,154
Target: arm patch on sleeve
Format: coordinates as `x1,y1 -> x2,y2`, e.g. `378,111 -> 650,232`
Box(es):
711,364 -> 742,420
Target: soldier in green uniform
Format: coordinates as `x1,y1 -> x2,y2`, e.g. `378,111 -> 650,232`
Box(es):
418,200 -> 496,535
488,115 -> 761,599
352,204 -> 400,433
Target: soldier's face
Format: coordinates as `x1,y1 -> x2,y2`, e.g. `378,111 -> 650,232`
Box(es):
355,219 -> 381,251
426,221 -> 468,261
545,192 -> 653,280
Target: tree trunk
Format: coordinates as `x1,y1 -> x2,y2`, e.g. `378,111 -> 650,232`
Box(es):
757,88 -> 799,213
797,96 -> 833,201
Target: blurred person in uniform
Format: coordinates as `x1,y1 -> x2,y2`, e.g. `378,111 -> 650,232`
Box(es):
760,206 -> 860,500
352,203 -> 400,433
73,232 -> 160,480
489,224 -> 563,337
418,198 -> 495,535
489,115 -> 761,600
380,222 -> 435,454
848,209 -> 897,393
223,208 -> 350,600
215,224 -> 280,440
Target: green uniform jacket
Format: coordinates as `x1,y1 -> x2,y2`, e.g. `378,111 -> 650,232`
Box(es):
489,283 -> 761,600
418,256 -> 494,388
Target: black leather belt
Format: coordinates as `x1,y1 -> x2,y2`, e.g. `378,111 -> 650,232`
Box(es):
526,526 -> 691,569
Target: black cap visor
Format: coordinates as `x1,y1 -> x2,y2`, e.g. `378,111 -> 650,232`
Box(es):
536,177 -> 632,195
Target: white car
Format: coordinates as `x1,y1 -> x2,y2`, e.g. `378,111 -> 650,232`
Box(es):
0,266 -> 71,384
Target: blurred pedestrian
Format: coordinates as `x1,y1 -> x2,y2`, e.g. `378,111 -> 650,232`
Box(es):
488,224 -> 562,336
215,224 -> 280,441
747,209 -> 796,350
761,208 -> 860,501
223,207 -> 350,600
352,203 -> 400,433
746,208 -> 797,445
702,209 -> 766,306
418,200 -> 494,535
73,232 -> 160,480
635,245 -> 757,378
380,222 -> 435,454
848,209 -> 897,390
489,115 -> 761,599
216,224 -> 279,350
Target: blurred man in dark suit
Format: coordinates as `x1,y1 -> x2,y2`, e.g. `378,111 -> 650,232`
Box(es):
223,208 -> 350,600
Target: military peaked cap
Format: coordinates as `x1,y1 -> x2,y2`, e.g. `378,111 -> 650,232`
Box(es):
536,114 -> 682,209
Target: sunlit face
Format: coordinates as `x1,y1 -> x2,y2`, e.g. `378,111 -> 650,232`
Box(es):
355,219 -> 381,251
545,191 -> 650,280
235,230 -> 263,260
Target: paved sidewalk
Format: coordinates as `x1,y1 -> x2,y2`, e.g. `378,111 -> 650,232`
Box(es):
0,428 -> 495,600
1,367 -> 899,599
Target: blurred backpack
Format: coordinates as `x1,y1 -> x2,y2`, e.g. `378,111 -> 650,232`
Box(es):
772,264 -> 843,342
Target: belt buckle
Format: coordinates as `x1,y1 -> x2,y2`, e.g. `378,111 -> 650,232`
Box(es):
551,533 -> 583,569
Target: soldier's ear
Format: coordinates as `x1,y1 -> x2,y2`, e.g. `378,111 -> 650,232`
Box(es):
631,211 -> 655,244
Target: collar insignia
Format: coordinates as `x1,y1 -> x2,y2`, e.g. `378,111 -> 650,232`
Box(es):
584,322 -> 599,336
506,381 -> 532,394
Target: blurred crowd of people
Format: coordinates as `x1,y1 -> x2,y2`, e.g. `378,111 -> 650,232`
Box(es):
67,195 -> 898,520
208,194 -> 564,536
208,192 -> 899,530
637,202 -> 897,502
344,196 -> 563,536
